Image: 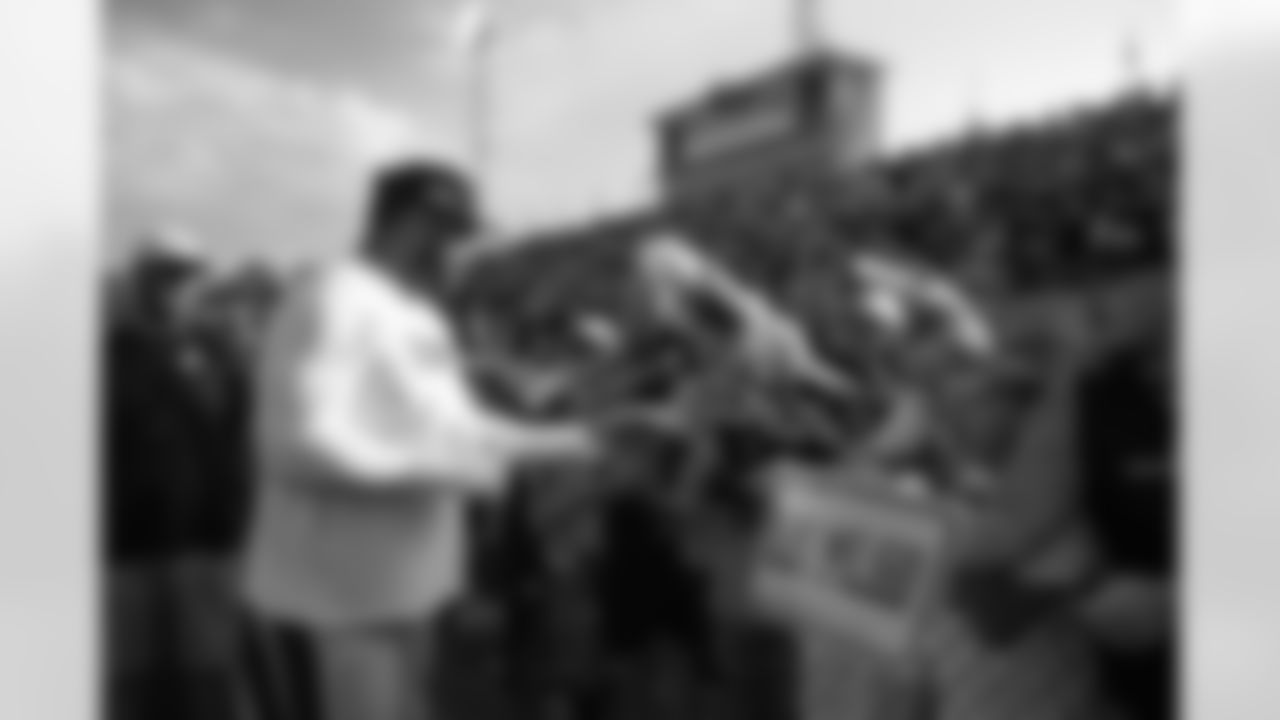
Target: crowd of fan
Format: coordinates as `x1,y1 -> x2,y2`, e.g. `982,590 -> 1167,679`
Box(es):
461,92 -> 1170,333
105,88 -> 1175,720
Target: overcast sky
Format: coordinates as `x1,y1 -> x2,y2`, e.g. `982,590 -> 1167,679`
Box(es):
107,0 -> 1178,264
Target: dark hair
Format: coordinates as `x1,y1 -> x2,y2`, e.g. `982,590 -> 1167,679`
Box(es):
364,159 -> 477,253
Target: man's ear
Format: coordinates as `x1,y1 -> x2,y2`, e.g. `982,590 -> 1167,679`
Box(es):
444,237 -> 489,284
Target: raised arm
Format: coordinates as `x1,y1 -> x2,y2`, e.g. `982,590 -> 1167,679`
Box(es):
368,290 -> 600,488
638,236 -> 851,394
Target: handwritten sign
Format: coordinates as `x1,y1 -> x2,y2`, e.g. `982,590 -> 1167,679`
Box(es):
752,464 -> 950,659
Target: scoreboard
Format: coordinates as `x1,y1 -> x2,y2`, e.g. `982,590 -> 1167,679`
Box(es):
658,50 -> 883,201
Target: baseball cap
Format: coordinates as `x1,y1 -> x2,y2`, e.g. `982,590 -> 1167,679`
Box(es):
370,159 -> 478,238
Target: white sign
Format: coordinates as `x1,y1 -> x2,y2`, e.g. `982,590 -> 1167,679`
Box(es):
752,464 -> 951,659
682,100 -> 800,166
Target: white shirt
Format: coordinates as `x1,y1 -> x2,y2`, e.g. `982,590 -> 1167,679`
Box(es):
240,259 -> 538,627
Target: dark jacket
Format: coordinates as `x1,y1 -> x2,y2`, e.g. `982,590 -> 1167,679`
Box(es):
104,313 -> 209,563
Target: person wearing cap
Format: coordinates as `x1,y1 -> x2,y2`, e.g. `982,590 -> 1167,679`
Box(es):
106,231 -> 222,720
236,160 -> 603,720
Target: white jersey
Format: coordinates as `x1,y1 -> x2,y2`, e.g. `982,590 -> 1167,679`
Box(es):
240,259 -> 529,627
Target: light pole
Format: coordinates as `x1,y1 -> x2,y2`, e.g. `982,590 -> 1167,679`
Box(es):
792,0 -> 822,55
967,73 -> 986,136
451,0 -> 592,227
1123,30 -> 1147,92
452,1 -> 499,212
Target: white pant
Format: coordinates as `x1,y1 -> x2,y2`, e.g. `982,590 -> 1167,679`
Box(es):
241,611 -> 438,720
317,624 -> 433,720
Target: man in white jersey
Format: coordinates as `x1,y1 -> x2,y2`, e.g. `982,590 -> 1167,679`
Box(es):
237,160 -> 601,720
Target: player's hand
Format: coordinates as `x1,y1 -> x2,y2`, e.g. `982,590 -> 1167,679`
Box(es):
537,423 -> 602,464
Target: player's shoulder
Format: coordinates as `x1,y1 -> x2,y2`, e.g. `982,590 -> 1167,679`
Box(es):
310,259 -> 454,339
306,259 -> 367,296
281,260 -> 376,313
254,261 -> 362,344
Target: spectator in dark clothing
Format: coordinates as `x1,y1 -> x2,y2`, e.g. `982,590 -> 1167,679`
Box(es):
105,297 -> 193,566
1077,340 -> 1175,720
105,238 -> 212,561
105,238 -> 221,720
179,292 -> 257,558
